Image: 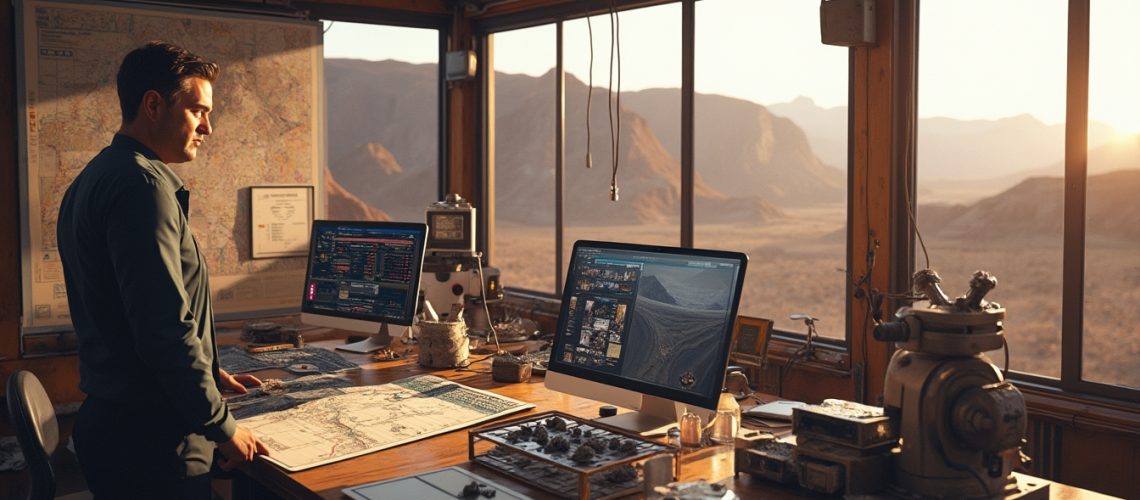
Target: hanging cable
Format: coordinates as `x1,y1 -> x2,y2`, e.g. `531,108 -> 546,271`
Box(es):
902,63 -> 929,270
606,1 -> 616,198
608,0 -> 622,201
475,253 -> 502,354
613,0 -> 622,201
585,6 -> 594,169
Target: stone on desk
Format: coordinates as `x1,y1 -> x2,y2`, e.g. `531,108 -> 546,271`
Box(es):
491,356 -> 532,382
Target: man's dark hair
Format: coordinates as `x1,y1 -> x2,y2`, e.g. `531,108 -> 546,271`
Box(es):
116,41 -> 218,123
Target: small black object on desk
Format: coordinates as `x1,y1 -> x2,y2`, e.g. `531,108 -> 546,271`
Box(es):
599,405 -> 618,418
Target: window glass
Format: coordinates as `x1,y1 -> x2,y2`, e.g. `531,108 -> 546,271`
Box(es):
491,25 -> 558,293
562,4 -> 682,279
1083,0 -> 1140,388
322,22 -> 439,222
694,0 -> 849,338
917,1 -> 1067,378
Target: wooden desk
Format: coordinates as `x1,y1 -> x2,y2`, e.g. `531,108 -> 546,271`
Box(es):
232,330 -> 807,499
229,327 -> 1111,500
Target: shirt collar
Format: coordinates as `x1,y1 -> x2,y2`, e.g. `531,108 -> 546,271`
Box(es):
111,133 -> 187,192
111,133 -> 191,217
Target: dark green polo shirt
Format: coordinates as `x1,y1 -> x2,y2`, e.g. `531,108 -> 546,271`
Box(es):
57,134 -> 236,447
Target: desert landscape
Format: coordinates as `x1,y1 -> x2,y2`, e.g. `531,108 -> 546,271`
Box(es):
496,216 -> 1140,388
322,58 -> 1140,389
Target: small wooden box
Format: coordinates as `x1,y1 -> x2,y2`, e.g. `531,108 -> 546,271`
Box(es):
735,441 -> 797,485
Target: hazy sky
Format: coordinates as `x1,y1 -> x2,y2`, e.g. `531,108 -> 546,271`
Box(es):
323,0 -> 1139,133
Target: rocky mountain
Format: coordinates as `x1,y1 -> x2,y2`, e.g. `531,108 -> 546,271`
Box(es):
917,168 -> 1140,243
770,97 -> 1124,203
768,96 -> 848,170
324,58 -> 438,222
324,166 -> 390,221
619,89 -> 846,208
493,70 -> 792,225
324,59 -> 837,225
325,59 -> 1135,230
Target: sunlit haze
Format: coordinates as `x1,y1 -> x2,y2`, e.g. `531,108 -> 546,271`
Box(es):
922,0 -> 1140,134
324,0 -> 1138,133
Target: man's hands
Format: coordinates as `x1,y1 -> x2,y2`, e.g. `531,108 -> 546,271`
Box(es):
218,368 -> 262,394
216,425 -> 270,470
215,370 -> 268,469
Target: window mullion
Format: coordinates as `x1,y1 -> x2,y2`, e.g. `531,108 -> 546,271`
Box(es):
680,0 -> 694,248
1060,0 -> 1089,390
556,22 -> 566,294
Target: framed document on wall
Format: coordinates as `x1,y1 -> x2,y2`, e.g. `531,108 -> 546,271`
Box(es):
250,185 -> 314,259
729,316 -> 774,367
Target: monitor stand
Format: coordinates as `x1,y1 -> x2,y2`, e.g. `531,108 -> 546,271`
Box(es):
336,323 -> 395,354
594,394 -> 686,437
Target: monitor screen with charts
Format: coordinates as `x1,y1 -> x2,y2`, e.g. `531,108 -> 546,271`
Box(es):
300,220 -> 427,353
545,240 -> 748,435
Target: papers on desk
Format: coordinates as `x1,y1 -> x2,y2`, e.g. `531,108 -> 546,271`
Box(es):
742,400 -> 807,430
238,375 -> 534,471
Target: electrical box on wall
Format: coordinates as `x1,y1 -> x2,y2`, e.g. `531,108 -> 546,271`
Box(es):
445,50 -> 477,81
820,0 -> 876,47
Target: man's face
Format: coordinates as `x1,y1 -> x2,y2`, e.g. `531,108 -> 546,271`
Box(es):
153,77 -> 212,164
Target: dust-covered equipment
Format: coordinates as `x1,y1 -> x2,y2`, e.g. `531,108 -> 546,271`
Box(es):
873,269 -> 1045,498
421,194 -> 503,324
426,193 -> 477,256
791,399 -> 895,495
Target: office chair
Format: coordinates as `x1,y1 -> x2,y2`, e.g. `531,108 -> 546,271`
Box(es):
6,370 -> 90,500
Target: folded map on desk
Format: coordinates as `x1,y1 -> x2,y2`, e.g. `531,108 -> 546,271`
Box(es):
237,375 -> 534,471
219,345 -> 359,375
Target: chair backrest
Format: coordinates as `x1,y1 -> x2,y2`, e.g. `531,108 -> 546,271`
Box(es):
6,370 -> 59,500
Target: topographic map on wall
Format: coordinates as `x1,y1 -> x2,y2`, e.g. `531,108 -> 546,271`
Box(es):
17,0 -> 322,330
237,375 -> 535,471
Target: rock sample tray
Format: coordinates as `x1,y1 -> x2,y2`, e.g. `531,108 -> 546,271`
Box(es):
468,410 -> 677,499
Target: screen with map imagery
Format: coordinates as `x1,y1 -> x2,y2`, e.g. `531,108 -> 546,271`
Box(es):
547,240 -> 748,420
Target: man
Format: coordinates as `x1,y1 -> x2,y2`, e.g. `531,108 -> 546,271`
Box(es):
57,41 -> 268,499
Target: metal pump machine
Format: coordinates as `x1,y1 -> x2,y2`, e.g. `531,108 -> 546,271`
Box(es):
874,270 -> 1044,498
421,194 -> 502,325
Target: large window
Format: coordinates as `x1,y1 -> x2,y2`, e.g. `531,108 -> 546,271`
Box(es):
321,21 -> 441,222
487,1 -> 852,341
490,25 -> 557,292
917,1 -> 1067,378
1083,0 -> 1140,390
695,0 -> 849,338
918,1 -> 1140,396
563,4 -> 681,270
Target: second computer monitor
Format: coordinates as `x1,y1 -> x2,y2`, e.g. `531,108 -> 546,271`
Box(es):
300,220 -> 427,353
545,240 -> 748,434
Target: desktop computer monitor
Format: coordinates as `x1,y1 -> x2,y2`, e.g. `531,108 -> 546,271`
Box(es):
300,220 -> 428,353
545,240 -> 748,435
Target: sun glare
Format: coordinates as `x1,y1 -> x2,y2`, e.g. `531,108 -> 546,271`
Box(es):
1089,1 -> 1140,136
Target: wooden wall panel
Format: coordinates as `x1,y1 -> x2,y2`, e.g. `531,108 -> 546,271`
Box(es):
1,0 -> 22,363
308,0 -> 451,14
1054,426 -> 1138,498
